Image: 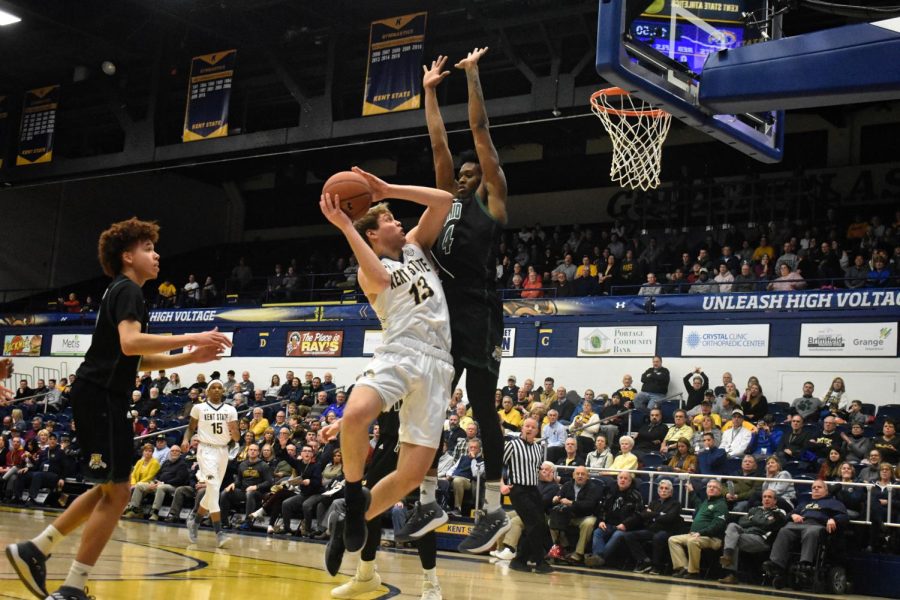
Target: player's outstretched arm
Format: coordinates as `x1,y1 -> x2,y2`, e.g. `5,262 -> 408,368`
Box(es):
456,47 -> 508,224
423,56 -> 455,194
351,166 -> 453,250
118,322 -> 232,357
319,190 -> 390,299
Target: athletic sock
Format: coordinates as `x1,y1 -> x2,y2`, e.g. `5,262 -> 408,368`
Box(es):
212,519 -> 222,534
63,561 -> 91,591
484,481 -> 502,512
344,480 -> 364,514
30,525 -> 63,556
357,559 -> 376,580
420,476 -> 437,505
423,567 -> 438,584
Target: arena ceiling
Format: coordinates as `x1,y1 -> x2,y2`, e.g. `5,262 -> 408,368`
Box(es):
0,0 -> 893,221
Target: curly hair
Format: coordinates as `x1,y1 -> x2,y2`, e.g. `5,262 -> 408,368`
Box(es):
97,217 -> 160,277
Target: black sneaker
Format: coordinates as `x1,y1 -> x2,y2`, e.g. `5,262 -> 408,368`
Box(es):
633,560 -> 653,574
5,541 -> 49,599
325,517 -> 346,577
394,501 -> 448,542
46,586 -> 94,599
342,488 -> 371,553
508,558 -> 531,573
533,561 -> 554,574
457,508 -> 511,554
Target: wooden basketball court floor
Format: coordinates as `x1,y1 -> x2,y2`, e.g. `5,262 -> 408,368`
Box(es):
0,506 -> 867,600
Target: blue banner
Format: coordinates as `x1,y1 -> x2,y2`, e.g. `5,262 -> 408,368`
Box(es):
362,12 -> 427,116
16,85 -> 59,166
183,49 -> 236,142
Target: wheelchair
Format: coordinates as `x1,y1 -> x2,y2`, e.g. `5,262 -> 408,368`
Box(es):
764,528 -> 851,594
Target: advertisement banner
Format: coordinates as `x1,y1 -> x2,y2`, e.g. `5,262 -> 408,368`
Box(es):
800,322 -> 898,357
576,326 -> 657,357
501,327 -> 516,358
3,334 -> 43,356
183,49 -> 236,142
362,330 -> 383,356
681,324 -> 769,357
50,333 -> 93,357
362,12 -> 427,115
286,330 -> 344,357
16,85 -> 59,165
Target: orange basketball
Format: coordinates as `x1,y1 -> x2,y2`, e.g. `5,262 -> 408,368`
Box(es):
322,171 -> 373,220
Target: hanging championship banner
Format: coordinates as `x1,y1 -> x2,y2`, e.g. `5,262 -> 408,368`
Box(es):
16,85 -> 59,166
362,12 -> 427,116
182,49 -> 236,142
0,95 -> 9,168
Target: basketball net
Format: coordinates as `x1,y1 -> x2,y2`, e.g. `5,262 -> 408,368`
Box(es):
590,88 -> 672,191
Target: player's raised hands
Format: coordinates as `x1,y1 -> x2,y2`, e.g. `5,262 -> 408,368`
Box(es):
423,55 -> 451,89
320,192 -> 353,230
350,166 -> 390,202
319,418 -> 342,444
455,46 -> 488,70
191,344 -> 226,363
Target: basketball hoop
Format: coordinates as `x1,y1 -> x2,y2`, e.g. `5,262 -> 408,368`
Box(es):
590,87 -> 672,191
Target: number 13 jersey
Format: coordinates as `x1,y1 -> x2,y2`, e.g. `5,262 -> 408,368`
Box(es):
373,243 -> 451,353
191,401 -> 238,446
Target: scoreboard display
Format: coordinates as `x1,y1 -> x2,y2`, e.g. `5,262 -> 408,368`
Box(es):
630,18 -> 747,74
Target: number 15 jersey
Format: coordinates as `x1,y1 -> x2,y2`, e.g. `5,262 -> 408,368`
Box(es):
373,243 -> 451,354
191,401 -> 238,446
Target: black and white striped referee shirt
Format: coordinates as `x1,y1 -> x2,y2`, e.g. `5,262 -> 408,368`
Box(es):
503,437 -> 543,487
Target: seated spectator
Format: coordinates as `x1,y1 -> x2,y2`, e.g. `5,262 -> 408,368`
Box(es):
124,445 -> 190,520
552,271 -> 574,298
569,399 -> 600,454
728,455 -> 762,511
162,373 -> 183,395
767,263 -> 806,291
844,254 -> 869,288
521,270 -> 544,299
720,410 -> 753,457
264,375 -> 281,401
668,479 -> 728,579
841,422 -> 873,464
867,255 -> 892,287
689,398 -> 722,431
637,272 -> 662,296
713,263 -> 734,293
201,276 -> 218,306
182,274 -> 201,307
584,471 -> 644,567
807,415 -> 841,461
732,262 -> 757,292
598,392 -> 625,445
548,466 -> 603,561
790,381 -> 822,424
713,388 -> 740,420
817,448 -> 844,481
763,480 -> 848,583
761,455 -> 796,510
249,407 -> 269,440
130,444 -> 161,489
157,280 -> 177,307
682,369 -> 710,412
697,432 -> 728,476
498,395 -> 524,432
754,253 -> 775,283
778,415 -> 812,464
609,435 -> 639,472
718,489 -> 788,585
556,438 -> 584,485
152,434 -> 171,465
548,386 -> 576,426
666,439 -> 697,474
873,419 -> 900,464
634,408 -> 667,456
542,409 -> 567,462
448,439 -> 485,518
740,383 -> 768,423
661,410 -> 694,455
623,478 -> 683,574
9,433 -> 67,507
688,268 -> 714,294
62,293 -> 81,313
585,435 -> 614,470
871,462 -> 900,547
219,444 -> 272,528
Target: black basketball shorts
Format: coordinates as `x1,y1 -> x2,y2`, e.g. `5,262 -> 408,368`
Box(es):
70,377 -> 134,484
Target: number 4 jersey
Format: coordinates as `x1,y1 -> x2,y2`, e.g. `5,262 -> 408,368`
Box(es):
374,243 -> 451,354
191,401 -> 238,446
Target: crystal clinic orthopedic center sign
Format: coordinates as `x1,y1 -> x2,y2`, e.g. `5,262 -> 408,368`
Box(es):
681,324 -> 770,357
800,322 -> 898,357
577,326 -> 656,357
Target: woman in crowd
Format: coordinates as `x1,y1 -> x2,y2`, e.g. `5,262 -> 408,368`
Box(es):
585,435 -> 614,470
608,436 -> 638,472
834,462 -> 865,518
817,448 -> 845,481
692,415 -> 721,452
598,392 -> 625,446
754,252 -> 774,283
597,255 -> 619,295
265,375 -> 281,401
858,449 -> 883,482
823,376 -> 848,412
841,421 -> 873,464
666,438 -> 696,474
570,399 -> 600,456
740,382 -> 768,423
286,377 -> 304,405
162,373 -> 183,395
235,431 -> 256,463
761,455 -> 796,511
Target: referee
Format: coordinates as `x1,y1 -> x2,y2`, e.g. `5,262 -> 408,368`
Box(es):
501,417 -> 553,573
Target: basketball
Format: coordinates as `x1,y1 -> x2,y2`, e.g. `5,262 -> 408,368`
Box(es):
322,171 -> 373,220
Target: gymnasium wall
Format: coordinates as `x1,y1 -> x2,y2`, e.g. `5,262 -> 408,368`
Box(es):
0,172 -> 232,298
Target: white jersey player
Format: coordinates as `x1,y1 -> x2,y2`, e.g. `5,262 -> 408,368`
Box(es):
319,166 -> 454,575
182,379 -> 238,547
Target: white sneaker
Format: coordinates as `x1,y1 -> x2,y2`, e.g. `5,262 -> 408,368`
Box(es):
421,579 -> 442,600
250,508 -> 266,520
216,531 -> 231,549
331,572 -> 382,599
489,549 -> 502,558
266,525 -> 275,535
495,547 -> 516,561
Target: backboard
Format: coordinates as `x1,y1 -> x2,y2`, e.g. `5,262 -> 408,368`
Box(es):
596,0 -> 785,162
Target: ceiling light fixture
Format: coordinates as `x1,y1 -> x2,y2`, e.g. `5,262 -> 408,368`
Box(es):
0,8 -> 21,26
